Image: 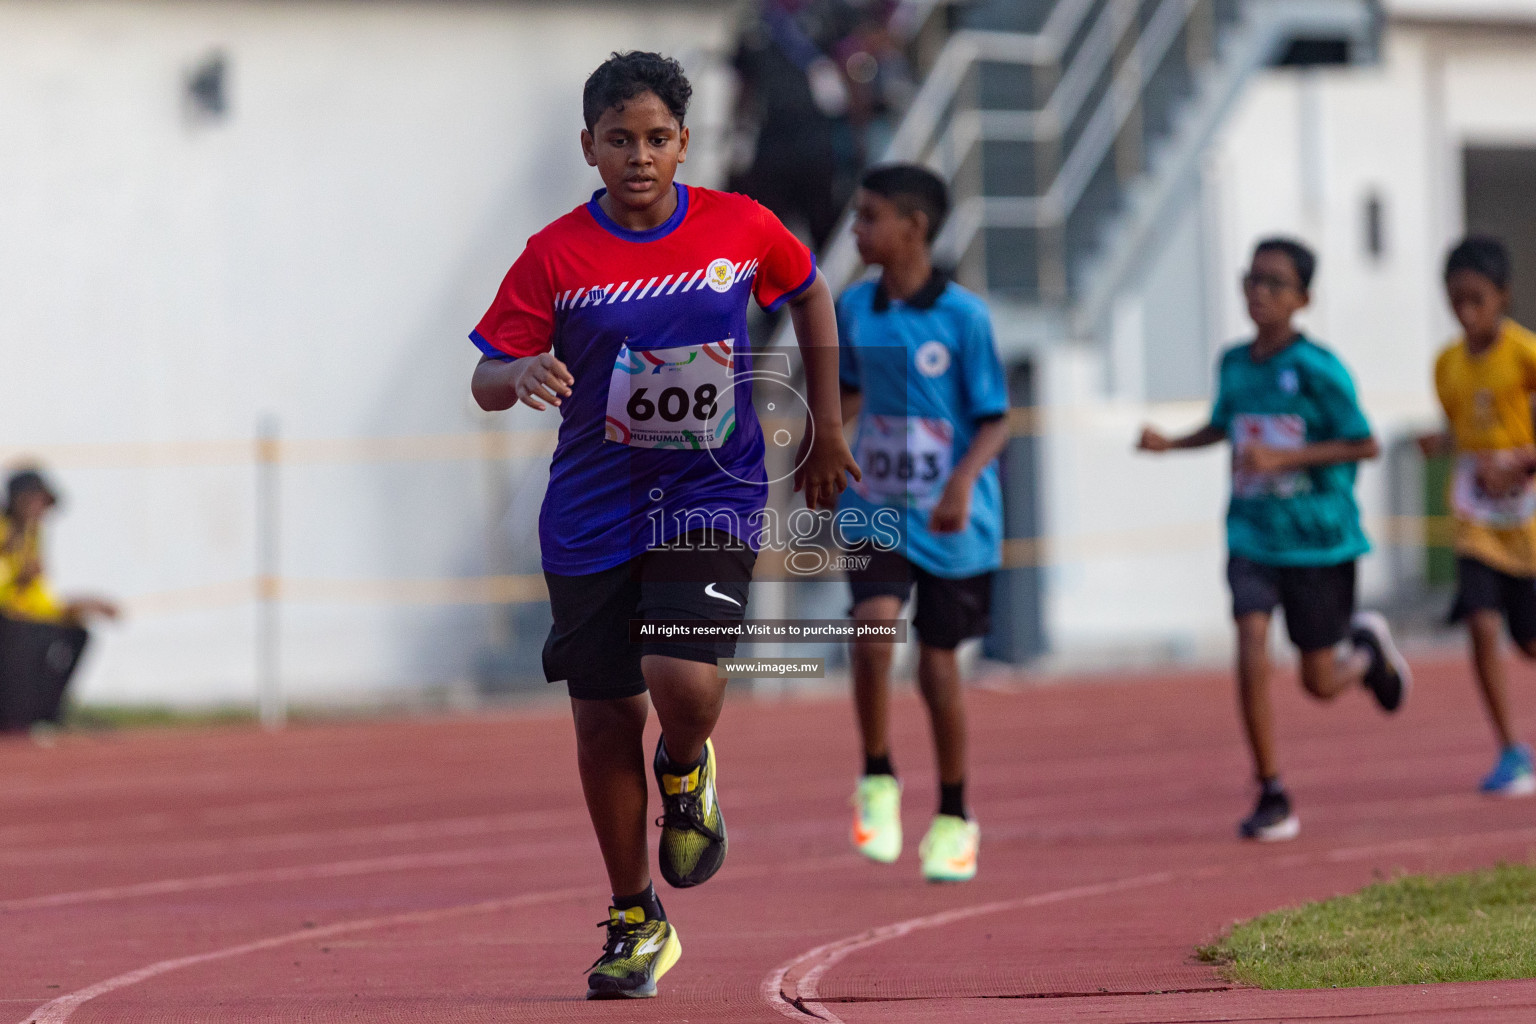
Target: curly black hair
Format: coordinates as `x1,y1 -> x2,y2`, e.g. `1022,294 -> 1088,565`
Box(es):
1445,236 -> 1511,290
583,51 -> 692,131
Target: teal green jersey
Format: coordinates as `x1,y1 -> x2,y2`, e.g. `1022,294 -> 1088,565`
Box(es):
1208,337 -> 1373,567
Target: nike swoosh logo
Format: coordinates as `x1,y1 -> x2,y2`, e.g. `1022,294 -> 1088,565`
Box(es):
704,582 -> 741,607
853,823 -> 876,844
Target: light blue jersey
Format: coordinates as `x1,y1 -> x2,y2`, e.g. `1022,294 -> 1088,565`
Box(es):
835,274 -> 1009,578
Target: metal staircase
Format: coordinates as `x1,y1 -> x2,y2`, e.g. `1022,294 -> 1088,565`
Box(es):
807,0 -> 1384,356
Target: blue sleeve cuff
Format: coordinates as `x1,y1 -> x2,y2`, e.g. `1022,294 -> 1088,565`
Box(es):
764,254 -> 818,313
470,330 -> 515,362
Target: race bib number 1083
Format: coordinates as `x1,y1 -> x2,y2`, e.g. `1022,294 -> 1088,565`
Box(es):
851,415 -> 954,512
604,340 -> 737,450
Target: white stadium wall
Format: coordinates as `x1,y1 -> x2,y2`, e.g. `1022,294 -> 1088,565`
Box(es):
0,0 -> 737,705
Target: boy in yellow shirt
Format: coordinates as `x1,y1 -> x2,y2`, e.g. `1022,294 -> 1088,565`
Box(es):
1422,237 -> 1536,795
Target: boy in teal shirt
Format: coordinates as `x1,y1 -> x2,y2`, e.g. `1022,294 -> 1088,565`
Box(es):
1139,238 -> 1410,841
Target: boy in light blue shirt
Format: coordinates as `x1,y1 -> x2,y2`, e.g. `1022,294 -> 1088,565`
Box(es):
835,164 -> 1010,882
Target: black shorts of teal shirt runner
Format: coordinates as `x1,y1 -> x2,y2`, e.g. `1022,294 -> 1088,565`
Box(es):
543,529 -> 757,700
1227,556 -> 1355,652
1449,556 -> 1536,647
846,547 -> 992,651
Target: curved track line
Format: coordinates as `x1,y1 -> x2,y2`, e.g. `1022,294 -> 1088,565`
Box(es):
15,885 -> 592,1024
761,870 -> 1177,1023
763,823 -> 1536,1022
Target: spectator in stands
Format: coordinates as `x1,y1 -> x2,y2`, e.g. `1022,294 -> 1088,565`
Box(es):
732,0 -> 851,249
0,467 -> 117,735
730,1 -> 922,251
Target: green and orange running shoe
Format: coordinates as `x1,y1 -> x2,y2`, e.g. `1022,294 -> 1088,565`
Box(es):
919,814 -> 979,882
851,774 -> 902,863
653,736 -> 727,888
585,906 -> 682,1000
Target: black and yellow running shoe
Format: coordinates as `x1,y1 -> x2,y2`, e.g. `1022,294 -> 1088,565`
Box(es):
585,906 -> 681,1000
653,736 -> 727,888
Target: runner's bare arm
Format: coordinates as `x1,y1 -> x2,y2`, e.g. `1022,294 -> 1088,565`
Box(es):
788,271 -> 861,510
929,415 -> 1011,534
472,353 -> 574,412
1138,423 -> 1226,452
840,388 -> 862,425
1416,430 -> 1454,457
1237,436 -> 1379,475
1472,446 -> 1536,494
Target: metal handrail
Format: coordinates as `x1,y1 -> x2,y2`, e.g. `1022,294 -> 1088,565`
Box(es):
801,1 -> 1202,305
788,2 -> 1110,336
785,0 -> 1378,341
930,0 -> 1203,263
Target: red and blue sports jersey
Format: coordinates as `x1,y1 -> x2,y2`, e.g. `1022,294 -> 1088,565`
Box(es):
471,183 -> 816,575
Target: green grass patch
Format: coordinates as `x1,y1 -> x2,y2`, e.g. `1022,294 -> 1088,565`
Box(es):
1198,864 -> 1536,988
61,703 -> 257,731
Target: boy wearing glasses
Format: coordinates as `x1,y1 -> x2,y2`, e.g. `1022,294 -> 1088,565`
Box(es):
1138,237 -> 1410,842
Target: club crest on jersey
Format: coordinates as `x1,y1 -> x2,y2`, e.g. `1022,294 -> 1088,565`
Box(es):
915,340 -> 951,378
705,258 -> 735,293
1278,368 -> 1299,395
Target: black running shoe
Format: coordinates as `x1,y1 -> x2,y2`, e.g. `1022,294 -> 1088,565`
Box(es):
1238,788 -> 1299,842
652,736 -> 727,888
1351,610 -> 1411,713
585,906 -> 681,999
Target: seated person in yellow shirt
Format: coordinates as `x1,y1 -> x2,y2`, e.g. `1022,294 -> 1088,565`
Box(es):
1420,237 -> 1536,796
0,468 -> 118,626
0,468 -> 117,733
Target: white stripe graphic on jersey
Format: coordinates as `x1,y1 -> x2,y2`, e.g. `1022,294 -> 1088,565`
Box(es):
555,262 -> 764,312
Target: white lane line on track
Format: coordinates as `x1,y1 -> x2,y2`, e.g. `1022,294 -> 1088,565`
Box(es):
16,851 -> 866,1023
0,780 -> 520,848
762,823 -> 1536,1022
0,808 -> 587,868
0,845 -> 556,912
15,884 -> 593,1024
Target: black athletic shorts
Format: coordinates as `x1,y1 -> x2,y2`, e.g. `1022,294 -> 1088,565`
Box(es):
1449,556 -> 1536,646
846,547 -> 992,651
1227,556 -> 1356,652
542,530 -> 756,701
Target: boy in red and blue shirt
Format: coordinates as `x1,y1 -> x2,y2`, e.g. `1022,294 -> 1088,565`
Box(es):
469,52 -> 856,999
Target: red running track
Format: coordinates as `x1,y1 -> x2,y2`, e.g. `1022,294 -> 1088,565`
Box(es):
4,657 -> 1536,1023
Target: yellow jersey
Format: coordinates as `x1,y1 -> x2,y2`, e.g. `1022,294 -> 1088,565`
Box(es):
1434,319 -> 1536,576
0,518 -> 67,623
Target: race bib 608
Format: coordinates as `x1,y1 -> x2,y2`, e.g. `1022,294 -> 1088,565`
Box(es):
604,340 -> 737,450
